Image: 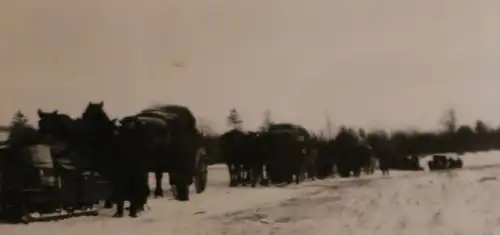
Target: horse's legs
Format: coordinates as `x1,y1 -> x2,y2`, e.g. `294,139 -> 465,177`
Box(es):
279,165 -> 289,184
140,173 -> 149,209
241,166 -> 251,186
104,180 -> 114,208
129,177 -> 148,218
286,166 -> 294,184
250,164 -> 261,188
294,171 -> 300,184
228,164 -> 238,187
310,161 -> 318,180
293,162 -> 302,184
113,200 -> 125,217
236,165 -> 244,185
251,170 -> 257,188
169,171 -> 190,201
175,183 -> 189,201
259,165 -> 270,186
128,200 -> 139,218
128,193 -> 139,218
353,168 -> 361,177
269,164 -> 277,184
240,166 -> 246,186
104,199 -> 113,209
154,171 -> 163,197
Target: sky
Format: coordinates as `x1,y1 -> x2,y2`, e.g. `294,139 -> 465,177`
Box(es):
2,0 -> 500,133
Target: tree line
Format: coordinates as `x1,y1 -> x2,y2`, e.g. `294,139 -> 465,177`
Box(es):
363,108 -> 500,156
202,108 -> 500,164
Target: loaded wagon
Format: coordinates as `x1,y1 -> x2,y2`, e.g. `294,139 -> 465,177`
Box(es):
262,123 -> 310,184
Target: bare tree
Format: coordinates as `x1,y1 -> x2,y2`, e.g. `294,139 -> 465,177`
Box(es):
227,108 -> 243,130
440,108 -> 457,133
325,114 -> 334,140
259,109 -> 273,131
8,110 -> 32,143
474,119 -> 490,134
9,110 -> 29,131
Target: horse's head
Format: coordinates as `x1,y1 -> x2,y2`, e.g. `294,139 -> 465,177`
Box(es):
80,101 -> 116,134
38,109 -> 80,144
82,101 -> 109,122
37,109 -> 61,136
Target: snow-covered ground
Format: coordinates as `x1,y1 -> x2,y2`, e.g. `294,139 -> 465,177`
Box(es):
3,151 -> 500,235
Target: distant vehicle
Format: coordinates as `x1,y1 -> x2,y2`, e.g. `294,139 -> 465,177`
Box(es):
428,154 -> 463,171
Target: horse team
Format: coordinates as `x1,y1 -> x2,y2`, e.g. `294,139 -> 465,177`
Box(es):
1,101 -> 422,223
218,123 -> 384,188
2,102 -> 208,222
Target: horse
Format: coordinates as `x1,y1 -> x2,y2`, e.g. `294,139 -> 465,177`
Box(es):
219,129 -> 249,187
314,139 -> 337,179
121,105 -> 206,201
262,123 -> 310,185
80,102 -> 151,217
219,130 -> 268,187
333,128 -> 374,177
303,148 -> 318,180
37,102 -> 147,218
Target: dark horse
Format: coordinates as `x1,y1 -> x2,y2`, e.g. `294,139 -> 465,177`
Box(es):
333,128 -> 374,178
261,123 -> 311,185
37,102 -> 148,217
120,105 -> 207,201
78,102 -> 117,209
79,102 -> 150,217
219,129 -> 249,187
219,129 -> 269,187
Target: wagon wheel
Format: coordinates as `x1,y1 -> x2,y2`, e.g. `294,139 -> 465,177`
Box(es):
194,148 -> 208,194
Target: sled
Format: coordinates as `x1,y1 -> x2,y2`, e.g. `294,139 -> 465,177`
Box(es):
0,144 -> 109,224
20,207 -> 99,223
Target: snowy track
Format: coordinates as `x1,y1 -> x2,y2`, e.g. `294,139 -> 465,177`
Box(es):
3,151 -> 500,235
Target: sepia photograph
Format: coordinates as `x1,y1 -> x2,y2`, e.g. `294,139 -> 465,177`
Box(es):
1,0 -> 500,234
